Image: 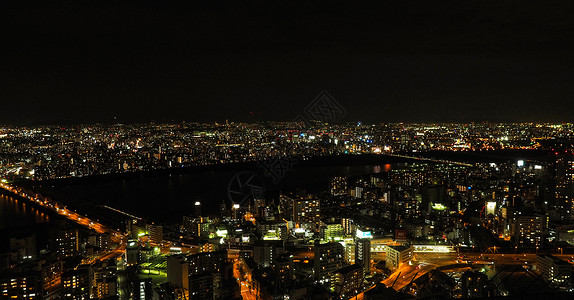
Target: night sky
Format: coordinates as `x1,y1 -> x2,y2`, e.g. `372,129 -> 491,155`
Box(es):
2,0 -> 574,125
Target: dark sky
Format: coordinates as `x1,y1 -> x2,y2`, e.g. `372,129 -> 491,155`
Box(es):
1,0 -> 574,125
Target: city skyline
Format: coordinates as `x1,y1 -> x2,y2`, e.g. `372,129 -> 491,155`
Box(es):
3,1 -> 574,299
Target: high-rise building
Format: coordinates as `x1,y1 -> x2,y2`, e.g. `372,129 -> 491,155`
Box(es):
555,150 -> 574,221
510,215 -> 544,246
189,273 -> 220,300
274,253 -> 294,291
253,241 -> 284,268
41,260 -> 64,299
55,228 -> 79,258
145,223 -> 163,245
314,241 -> 345,282
167,254 -> 189,291
126,240 -> 140,266
293,198 -> 320,231
342,218 -> 353,235
355,239 -> 371,275
187,250 -> 227,276
89,260 -> 117,299
194,201 -> 202,217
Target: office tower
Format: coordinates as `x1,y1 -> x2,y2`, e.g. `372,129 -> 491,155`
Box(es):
314,241 -> 345,282
356,239 -> 371,275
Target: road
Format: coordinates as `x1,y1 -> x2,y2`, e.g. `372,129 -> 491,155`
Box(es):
382,252 -> 458,290
0,181 -> 127,270
117,257 -> 130,300
382,251 -> 574,293
233,258 -> 257,300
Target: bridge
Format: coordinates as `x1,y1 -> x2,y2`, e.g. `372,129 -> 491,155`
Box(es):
386,153 -> 474,167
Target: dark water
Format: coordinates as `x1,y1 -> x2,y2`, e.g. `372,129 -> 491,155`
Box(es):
0,193 -> 50,229
45,163 -> 394,221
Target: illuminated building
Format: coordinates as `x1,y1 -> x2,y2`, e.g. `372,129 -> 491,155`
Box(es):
341,218 -> 353,235
183,216 -> 211,237
61,268 -> 89,300
331,264 -> 363,297
93,277 -> 117,299
385,245 -> 412,271
131,278 -> 152,300
41,260 -> 64,299
145,223 -> 163,245
331,177 -> 348,196
187,250 -> 227,276
253,241 -> 284,268
0,272 -> 40,300
126,240 -> 140,266
555,150 -> 574,221
314,241 -> 345,282
293,198 -> 321,231
510,215 -> 544,245
90,261 -> 117,299
55,228 -> 79,258
536,254 -> 572,286
274,253 -> 294,290
126,219 -> 147,240
355,239 -> 371,275
322,223 -> 344,241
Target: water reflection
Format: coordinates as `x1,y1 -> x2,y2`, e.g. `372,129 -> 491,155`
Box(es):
0,194 -> 49,229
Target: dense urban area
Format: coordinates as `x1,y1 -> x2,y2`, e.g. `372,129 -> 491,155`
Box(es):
2,122 -> 574,300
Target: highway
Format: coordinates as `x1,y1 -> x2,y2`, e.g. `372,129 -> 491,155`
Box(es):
0,181 -> 126,264
382,251 -> 574,293
382,252 -> 459,290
